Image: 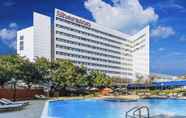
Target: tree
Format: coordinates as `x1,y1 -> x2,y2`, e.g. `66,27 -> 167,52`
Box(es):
0,61 -> 10,88
0,55 -> 113,96
34,57 -> 51,83
89,70 -> 112,88
52,59 -> 79,95
0,55 -> 24,87
75,65 -> 88,87
20,59 -> 41,88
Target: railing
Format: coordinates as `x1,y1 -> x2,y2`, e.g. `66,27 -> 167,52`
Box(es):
126,106 -> 139,118
125,106 -> 150,118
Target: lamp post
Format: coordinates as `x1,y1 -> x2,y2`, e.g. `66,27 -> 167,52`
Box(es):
10,78 -> 16,101
161,83 -> 164,91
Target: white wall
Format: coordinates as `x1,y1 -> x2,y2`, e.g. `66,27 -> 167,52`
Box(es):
54,8 -> 151,80
33,12 -> 51,61
17,9 -> 150,80
54,9 -> 133,79
17,27 -> 34,61
132,26 -> 150,79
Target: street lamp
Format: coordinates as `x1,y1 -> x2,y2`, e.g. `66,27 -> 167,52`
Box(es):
161,83 -> 164,91
10,78 -> 16,101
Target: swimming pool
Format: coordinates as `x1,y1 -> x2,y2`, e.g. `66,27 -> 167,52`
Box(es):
42,99 -> 186,118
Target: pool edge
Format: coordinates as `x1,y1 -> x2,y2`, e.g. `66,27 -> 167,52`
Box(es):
40,100 -> 49,118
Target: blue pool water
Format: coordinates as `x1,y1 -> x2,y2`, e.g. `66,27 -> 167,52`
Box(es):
47,99 -> 186,118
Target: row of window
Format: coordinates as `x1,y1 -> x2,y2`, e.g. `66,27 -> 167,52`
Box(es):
56,37 -> 133,61
72,61 -> 132,75
56,57 -> 121,74
56,17 -> 132,45
87,68 -> 133,76
120,62 -> 133,67
56,58 -> 133,75
55,32 -> 121,55
133,44 -> 146,52
72,61 -> 122,74
56,44 -> 121,63
56,51 -> 131,70
122,48 -> 132,53
56,24 -> 122,50
133,34 -> 145,43
133,39 -> 146,48
121,72 -> 133,76
121,52 -> 133,57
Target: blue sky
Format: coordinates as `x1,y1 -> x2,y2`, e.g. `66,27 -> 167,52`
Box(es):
0,0 -> 186,75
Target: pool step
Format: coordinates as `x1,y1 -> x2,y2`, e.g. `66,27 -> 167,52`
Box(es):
127,115 -> 150,118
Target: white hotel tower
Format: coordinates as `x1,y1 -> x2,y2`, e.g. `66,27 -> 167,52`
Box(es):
17,8 -> 150,80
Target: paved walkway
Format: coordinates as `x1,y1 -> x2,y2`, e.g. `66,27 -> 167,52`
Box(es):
0,100 -> 46,118
151,115 -> 186,118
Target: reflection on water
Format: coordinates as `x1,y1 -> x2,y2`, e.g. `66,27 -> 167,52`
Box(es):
48,99 -> 186,118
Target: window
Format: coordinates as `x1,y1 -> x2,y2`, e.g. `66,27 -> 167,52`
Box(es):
20,36 -> 24,50
56,17 -> 130,43
20,41 -> 24,50
20,36 -> 24,40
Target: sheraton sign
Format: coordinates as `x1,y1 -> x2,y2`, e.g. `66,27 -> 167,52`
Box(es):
57,10 -> 91,28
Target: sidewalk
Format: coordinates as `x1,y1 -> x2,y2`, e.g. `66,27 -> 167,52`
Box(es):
0,100 -> 46,118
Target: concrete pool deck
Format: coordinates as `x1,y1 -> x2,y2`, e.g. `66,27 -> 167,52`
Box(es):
0,100 -> 46,118
151,115 -> 186,118
56,95 -> 140,100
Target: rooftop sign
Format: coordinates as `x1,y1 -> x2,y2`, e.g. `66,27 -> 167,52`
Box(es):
56,10 -> 91,28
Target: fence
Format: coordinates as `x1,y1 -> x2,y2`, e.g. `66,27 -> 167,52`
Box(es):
0,88 -> 44,100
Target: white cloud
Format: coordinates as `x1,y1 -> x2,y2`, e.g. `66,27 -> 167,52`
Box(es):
158,48 -> 165,51
151,26 -> 175,39
157,0 -> 186,13
3,1 -> 16,7
180,35 -> 186,42
0,23 -> 18,49
9,23 -> 17,28
84,0 -> 158,34
151,51 -> 186,75
0,28 -> 16,40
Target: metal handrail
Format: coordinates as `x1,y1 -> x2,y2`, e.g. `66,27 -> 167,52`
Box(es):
125,106 -> 139,118
125,106 -> 150,118
133,106 -> 150,118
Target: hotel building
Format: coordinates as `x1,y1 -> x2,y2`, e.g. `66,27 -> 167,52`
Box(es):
17,8 -> 150,80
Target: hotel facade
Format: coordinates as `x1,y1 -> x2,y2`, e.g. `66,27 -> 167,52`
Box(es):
17,8 -> 150,80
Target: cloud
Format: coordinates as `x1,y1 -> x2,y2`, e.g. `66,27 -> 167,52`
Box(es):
9,23 -> 17,28
151,26 -> 175,39
84,0 -> 158,34
157,0 -> 186,12
0,23 -> 18,49
2,1 -> 16,7
179,35 -> 186,42
151,51 -> 186,75
158,48 -> 165,52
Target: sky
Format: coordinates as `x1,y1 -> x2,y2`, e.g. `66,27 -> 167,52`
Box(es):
0,0 -> 186,76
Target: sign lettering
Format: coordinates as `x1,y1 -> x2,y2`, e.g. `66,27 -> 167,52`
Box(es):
57,11 -> 91,28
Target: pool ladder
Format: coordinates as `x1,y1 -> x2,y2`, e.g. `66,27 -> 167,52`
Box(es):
125,106 -> 150,118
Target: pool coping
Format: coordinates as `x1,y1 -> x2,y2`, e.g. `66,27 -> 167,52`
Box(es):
40,100 -> 49,118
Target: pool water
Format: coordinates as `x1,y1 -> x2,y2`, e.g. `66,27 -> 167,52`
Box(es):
47,99 -> 186,118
